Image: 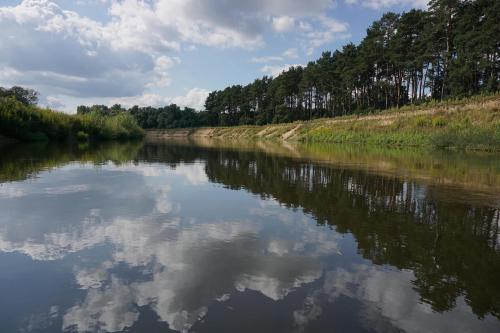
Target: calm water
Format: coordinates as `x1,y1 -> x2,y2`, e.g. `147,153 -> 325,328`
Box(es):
0,140 -> 499,333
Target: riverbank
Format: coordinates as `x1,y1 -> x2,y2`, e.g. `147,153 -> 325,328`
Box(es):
0,97 -> 144,142
147,94 -> 500,151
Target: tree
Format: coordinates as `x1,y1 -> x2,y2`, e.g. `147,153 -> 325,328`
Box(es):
0,86 -> 39,106
75,0 -> 499,130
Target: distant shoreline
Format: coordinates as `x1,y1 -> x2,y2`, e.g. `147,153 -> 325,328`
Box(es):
146,95 -> 500,152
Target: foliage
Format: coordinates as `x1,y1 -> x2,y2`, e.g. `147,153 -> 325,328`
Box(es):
199,0 -> 498,127
77,103 -> 211,129
0,86 -> 38,106
77,0 -> 498,130
160,95 -> 500,151
0,97 -> 143,142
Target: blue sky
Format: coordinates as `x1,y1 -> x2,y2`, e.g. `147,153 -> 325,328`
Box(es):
0,0 -> 426,112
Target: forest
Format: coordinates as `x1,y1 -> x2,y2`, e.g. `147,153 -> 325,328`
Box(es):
77,0 -> 499,128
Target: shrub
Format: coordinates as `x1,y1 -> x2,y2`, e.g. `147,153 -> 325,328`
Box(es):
0,97 -> 143,142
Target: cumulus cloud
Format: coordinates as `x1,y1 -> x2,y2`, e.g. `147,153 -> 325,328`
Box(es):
146,56 -> 180,88
301,16 -> 350,54
272,16 -> 296,32
0,0 -> 160,98
111,88 -> 210,110
0,0 -> 348,109
169,88 -> 210,110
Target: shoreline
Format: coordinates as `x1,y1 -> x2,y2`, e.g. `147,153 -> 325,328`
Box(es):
146,95 -> 500,151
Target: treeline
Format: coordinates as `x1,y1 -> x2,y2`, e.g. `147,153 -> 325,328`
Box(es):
204,0 -> 499,126
76,104 -> 211,129
78,0 -> 498,129
0,87 -> 143,142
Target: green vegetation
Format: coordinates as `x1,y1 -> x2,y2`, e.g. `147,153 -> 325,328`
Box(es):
5,0 -> 497,145
77,103 -> 208,129
0,96 -> 144,142
147,95 -> 500,151
302,97 -> 500,150
78,0 -> 498,131
200,0 -> 499,126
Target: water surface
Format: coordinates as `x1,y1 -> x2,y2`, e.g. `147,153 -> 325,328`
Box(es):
0,140 -> 499,333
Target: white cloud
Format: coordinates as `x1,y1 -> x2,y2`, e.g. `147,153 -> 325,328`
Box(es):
44,96 -> 66,110
170,88 -> 210,110
283,48 -> 299,59
0,0 -> 345,108
251,48 -> 299,64
272,16 -> 296,32
146,56 -> 180,88
110,93 -> 168,108
301,16 -> 350,52
0,1 -> 160,98
260,64 -> 303,77
111,88 -> 210,110
346,0 -> 428,9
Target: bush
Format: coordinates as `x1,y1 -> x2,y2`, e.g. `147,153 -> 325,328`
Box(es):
0,97 -> 144,142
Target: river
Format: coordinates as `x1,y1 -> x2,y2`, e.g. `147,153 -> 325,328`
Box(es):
0,139 -> 499,332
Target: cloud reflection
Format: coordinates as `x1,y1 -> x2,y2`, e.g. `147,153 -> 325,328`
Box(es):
0,162 -> 334,332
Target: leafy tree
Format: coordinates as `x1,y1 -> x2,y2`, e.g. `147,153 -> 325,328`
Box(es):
0,86 -> 38,106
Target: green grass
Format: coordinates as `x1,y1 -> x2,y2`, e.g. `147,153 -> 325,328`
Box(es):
299,95 -> 500,151
302,118 -> 500,151
0,97 -> 144,142
149,94 -> 500,151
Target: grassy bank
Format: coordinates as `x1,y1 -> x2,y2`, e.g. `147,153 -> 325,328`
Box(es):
147,94 -> 500,151
0,97 -> 144,142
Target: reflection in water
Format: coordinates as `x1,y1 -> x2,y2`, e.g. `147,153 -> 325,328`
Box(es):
0,141 -> 499,332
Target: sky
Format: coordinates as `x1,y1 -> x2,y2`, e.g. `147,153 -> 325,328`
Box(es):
0,0 -> 426,113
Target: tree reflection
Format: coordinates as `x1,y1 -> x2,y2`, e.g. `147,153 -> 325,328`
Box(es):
195,148 -> 500,319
